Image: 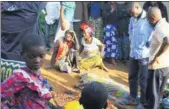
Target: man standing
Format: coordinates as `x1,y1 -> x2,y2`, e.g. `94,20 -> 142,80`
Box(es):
123,2 -> 153,109
143,1 -> 168,22
1,2 -> 46,61
44,2 -> 60,50
146,7 -> 169,109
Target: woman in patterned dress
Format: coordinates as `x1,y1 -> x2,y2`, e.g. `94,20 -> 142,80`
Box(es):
102,2 -> 118,66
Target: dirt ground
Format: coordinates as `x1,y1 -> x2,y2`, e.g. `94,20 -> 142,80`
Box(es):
41,53 -> 136,109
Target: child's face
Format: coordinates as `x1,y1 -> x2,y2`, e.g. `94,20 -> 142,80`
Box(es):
65,33 -> 73,42
23,46 -> 46,72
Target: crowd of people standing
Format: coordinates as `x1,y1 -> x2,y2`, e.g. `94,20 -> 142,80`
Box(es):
1,1 -> 169,109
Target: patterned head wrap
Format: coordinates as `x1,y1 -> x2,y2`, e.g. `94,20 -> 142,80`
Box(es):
80,22 -> 94,36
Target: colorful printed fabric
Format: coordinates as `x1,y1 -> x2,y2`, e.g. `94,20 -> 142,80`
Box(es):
77,73 -> 129,98
1,59 -> 26,82
79,55 -> 104,70
103,24 -> 119,58
87,17 -> 104,41
1,67 -> 52,109
80,22 -> 94,36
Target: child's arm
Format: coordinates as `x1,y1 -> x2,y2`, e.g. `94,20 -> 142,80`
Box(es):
1,71 -> 25,101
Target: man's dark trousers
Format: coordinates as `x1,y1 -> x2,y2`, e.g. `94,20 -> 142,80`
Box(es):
147,67 -> 169,109
129,57 -> 149,104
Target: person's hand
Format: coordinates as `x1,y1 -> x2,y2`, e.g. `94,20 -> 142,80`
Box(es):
83,51 -> 89,55
100,50 -> 104,58
149,56 -> 157,65
51,91 -> 56,98
60,6 -> 65,13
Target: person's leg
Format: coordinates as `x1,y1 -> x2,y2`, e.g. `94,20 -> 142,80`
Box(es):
45,22 -> 51,48
129,57 -> 139,100
147,69 -> 161,109
160,67 -> 169,93
146,70 -> 156,109
50,20 -> 59,48
147,68 -> 169,109
138,58 -> 149,105
53,20 -> 59,36
71,50 -> 80,73
117,36 -> 122,61
45,46 -> 58,69
156,68 -> 169,106
95,18 -> 103,41
122,36 -> 130,62
73,51 -> 79,69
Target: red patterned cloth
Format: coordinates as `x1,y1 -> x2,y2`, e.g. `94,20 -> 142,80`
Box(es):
80,22 -> 94,35
1,67 -> 52,109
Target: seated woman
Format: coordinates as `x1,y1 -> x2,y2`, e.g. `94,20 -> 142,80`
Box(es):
46,30 -> 80,73
79,22 -> 108,72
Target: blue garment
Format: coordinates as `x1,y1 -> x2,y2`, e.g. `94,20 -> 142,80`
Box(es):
117,36 -> 130,60
61,2 -> 76,22
45,20 -> 58,48
103,24 -> 118,58
90,2 -> 101,19
129,10 -> 153,59
129,57 -> 149,103
1,2 -> 46,61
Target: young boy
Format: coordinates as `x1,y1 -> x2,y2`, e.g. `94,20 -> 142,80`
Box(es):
65,82 -> 115,109
1,33 -> 55,109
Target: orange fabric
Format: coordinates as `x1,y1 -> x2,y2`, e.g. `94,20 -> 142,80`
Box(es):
80,22 -> 93,35
55,40 -> 72,62
67,41 -> 73,48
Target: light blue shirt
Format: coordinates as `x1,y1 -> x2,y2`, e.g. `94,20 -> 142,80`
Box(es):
129,10 -> 153,59
61,2 -> 76,22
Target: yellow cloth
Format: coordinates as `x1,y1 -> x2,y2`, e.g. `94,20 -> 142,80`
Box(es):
64,101 -> 84,109
79,55 -> 104,70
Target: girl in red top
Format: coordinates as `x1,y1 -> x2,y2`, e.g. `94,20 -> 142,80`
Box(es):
46,30 -> 80,73
1,33 -> 56,109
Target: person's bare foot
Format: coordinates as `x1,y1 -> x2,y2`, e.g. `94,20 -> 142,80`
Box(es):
102,65 -> 109,72
111,59 -> 117,66
104,67 -> 109,72
72,68 -> 81,73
